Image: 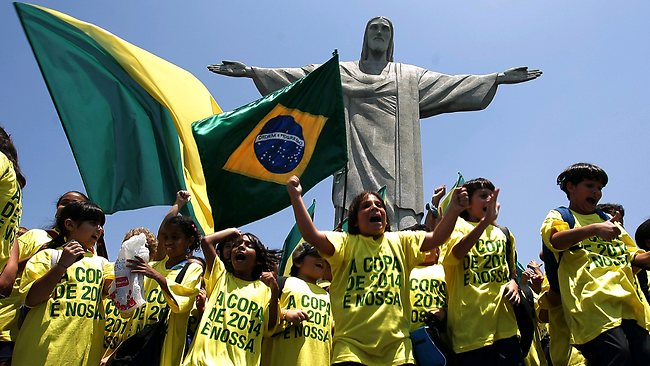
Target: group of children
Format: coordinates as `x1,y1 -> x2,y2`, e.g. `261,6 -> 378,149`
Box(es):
0,121 -> 649,366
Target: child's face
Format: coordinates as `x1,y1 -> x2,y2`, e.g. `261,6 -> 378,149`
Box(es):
466,188 -> 493,222
567,179 -> 603,214
159,223 -> 191,261
65,219 -> 103,250
296,255 -> 325,283
356,194 -> 387,237
56,192 -> 88,218
230,237 -> 258,278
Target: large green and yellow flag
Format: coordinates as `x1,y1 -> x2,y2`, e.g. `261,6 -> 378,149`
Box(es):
15,3 -> 220,233
193,54 -> 347,229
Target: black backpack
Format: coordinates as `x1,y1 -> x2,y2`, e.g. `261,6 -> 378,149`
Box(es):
107,262 -> 190,366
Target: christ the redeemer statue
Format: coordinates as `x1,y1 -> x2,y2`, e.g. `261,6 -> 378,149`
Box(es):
208,16 -> 542,229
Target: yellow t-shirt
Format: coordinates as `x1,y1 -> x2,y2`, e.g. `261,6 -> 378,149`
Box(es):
103,297 -> 129,353
541,209 -> 650,345
119,258 -> 202,366
323,231 -> 426,366
442,218 -> 519,353
13,249 -> 113,365
0,152 -> 22,272
182,256 -> 274,366
408,264 -> 447,332
0,229 -> 50,342
538,276 -> 586,366
262,276 -> 332,366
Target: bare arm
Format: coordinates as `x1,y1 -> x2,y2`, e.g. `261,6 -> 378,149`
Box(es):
128,257 -> 179,308
451,189 -> 500,260
201,228 -> 241,273
287,176 -> 334,256
25,242 -> 85,307
260,272 -> 279,330
550,212 -> 621,250
424,185 -> 445,232
155,191 -> 192,260
0,240 -> 20,297
424,187 -> 469,251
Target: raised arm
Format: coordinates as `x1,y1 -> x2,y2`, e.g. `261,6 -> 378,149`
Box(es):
0,239 -> 20,297
422,187 -> 469,251
424,185 -> 446,231
286,176 -> 334,256
450,188 -> 499,260
550,212 -> 621,250
155,191 -> 192,260
200,228 -> 241,273
496,66 -> 543,84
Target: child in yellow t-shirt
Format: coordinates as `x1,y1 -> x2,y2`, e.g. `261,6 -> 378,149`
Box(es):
182,231 -> 280,366
117,215 -> 204,366
287,175 -> 443,366
430,177 -> 522,365
262,242 -> 333,366
541,163 -> 650,365
13,201 -> 113,366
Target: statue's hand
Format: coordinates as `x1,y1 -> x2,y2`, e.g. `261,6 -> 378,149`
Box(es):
496,66 -> 542,84
207,60 -> 252,77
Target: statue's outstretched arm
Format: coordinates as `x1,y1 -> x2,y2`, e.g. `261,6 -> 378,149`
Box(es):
496,66 -> 543,85
207,60 -> 253,78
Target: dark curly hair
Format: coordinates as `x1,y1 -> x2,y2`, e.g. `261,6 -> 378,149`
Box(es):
0,126 -> 26,188
557,163 -> 608,200
163,215 -> 201,252
347,191 -> 391,235
236,232 -> 279,280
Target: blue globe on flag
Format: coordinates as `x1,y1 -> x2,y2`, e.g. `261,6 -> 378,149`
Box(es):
254,115 -> 305,174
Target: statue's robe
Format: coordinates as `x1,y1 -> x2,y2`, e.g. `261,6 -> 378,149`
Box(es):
252,61 -> 498,228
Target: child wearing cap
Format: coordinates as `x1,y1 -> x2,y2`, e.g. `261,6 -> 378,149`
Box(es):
262,242 -> 332,366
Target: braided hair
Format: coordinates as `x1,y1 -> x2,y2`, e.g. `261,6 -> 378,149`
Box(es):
164,215 -> 201,252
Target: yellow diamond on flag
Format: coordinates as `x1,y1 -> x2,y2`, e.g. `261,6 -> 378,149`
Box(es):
223,104 -> 328,184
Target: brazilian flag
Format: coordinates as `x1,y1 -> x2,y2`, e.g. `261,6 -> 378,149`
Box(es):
193,55 -> 347,229
15,3 -> 220,233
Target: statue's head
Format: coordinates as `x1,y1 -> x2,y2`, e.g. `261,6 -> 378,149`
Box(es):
361,16 -> 394,62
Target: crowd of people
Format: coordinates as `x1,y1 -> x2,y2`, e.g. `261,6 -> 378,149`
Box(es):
1,123 -> 649,366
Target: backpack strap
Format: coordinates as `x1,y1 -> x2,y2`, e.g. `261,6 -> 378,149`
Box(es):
277,276 -> 288,293
174,261 -> 191,284
497,226 -> 517,281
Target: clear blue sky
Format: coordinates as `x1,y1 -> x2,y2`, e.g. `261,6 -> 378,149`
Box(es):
2,1 -> 649,263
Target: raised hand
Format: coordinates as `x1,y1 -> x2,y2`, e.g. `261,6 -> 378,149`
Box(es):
497,66 -> 543,84
484,188 -> 500,224
127,256 -> 159,279
58,241 -> 86,268
448,187 -> 469,215
207,60 -> 252,77
176,190 -> 191,206
431,185 -> 446,207
286,175 -> 303,198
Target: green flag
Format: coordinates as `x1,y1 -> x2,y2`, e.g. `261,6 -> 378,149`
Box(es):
15,3 -> 220,233
439,172 -> 465,215
339,185 -> 387,232
279,200 -> 316,276
193,54 -> 347,229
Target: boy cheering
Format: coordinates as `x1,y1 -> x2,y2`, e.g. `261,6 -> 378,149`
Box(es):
541,163 -> 650,365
